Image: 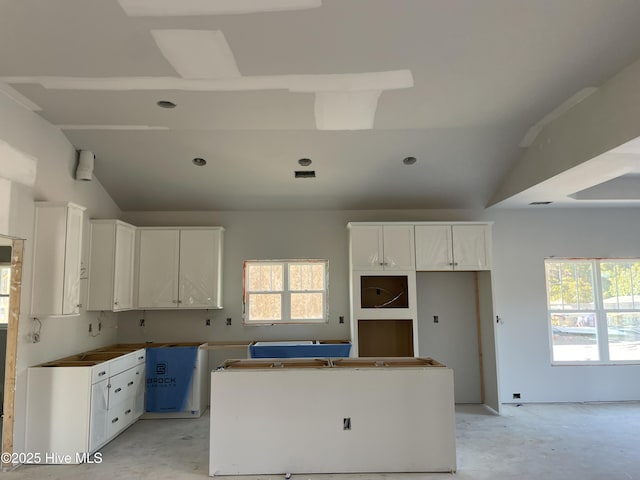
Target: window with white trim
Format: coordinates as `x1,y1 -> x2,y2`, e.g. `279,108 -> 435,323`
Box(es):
0,265 -> 10,325
243,260 -> 328,324
545,259 -> 640,364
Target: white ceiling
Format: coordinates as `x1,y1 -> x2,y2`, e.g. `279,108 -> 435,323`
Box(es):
2,0 -> 640,211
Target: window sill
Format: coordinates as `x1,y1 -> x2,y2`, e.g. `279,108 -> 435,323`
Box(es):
551,361 -> 640,367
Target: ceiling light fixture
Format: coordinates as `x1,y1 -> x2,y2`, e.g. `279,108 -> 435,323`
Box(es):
403,156 -> 417,165
157,100 -> 176,109
192,157 -> 207,166
298,158 -> 312,166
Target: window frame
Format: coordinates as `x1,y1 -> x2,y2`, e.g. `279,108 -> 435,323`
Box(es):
545,258 -> 640,366
243,259 -> 329,325
0,264 -> 11,326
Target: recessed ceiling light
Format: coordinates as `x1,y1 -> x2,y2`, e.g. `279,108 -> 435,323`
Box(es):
529,201 -> 553,205
157,100 -> 176,109
192,157 -> 207,166
402,156 -> 417,165
298,158 -> 312,166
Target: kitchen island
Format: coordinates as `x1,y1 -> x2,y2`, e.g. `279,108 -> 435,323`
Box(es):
209,357 -> 456,475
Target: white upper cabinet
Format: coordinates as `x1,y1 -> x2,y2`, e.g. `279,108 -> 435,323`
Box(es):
415,224 -> 491,271
136,227 -> 224,309
179,229 -> 223,308
114,222 -> 136,309
31,202 -> 86,316
350,226 -> 383,270
452,225 -> 491,270
87,220 -> 136,311
414,225 -> 453,270
137,229 -> 180,309
349,224 -> 415,270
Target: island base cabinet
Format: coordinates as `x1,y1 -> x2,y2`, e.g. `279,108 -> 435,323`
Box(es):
210,364 -> 456,475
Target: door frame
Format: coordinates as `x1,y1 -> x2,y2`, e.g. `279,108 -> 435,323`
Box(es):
2,238 -> 24,468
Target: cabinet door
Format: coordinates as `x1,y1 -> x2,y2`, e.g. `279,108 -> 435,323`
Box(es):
31,205 -> 67,315
89,378 -> 109,452
415,225 -> 453,271
179,229 -> 222,308
382,225 -> 414,270
132,365 -> 145,418
137,229 -> 180,308
452,224 -> 490,270
62,204 -> 84,315
113,223 -> 136,310
87,222 -> 116,311
350,226 -> 383,270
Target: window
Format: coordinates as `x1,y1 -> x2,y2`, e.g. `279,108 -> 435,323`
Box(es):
0,265 -> 10,325
545,259 -> 640,364
243,260 -> 328,324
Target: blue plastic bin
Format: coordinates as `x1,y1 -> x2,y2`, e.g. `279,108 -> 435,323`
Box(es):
249,341 -> 351,358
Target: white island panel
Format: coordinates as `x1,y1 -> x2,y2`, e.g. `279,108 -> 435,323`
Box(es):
209,359 -> 455,475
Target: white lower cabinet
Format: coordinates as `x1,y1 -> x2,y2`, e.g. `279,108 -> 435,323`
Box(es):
25,349 -> 145,463
89,378 -> 109,452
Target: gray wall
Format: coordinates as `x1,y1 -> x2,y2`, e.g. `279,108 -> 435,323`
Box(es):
0,92 -> 122,453
417,271 -> 481,404
120,207 -> 640,405
488,208 -> 640,403
118,209 -> 474,343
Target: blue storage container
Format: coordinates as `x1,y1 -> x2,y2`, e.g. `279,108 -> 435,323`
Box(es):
249,340 -> 351,358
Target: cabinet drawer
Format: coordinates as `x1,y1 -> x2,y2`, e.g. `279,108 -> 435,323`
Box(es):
110,349 -> 145,375
107,397 -> 136,439
91,364 -> 110,384
109,364 -> 143,407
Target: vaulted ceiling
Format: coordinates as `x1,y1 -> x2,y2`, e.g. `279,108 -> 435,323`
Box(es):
2,0 -> 640,211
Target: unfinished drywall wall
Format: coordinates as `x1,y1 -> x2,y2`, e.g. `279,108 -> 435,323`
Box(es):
120,207 -> 640,405
416,271 -> 481,403
491,55 -> 640,205
117,209 -> 473,345
489,207 -> 640,403
0,92 -> 121,453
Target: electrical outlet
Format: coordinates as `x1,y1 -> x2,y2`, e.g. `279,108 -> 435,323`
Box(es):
139,318 -> 145,327
98,322 -> 102,332
513,393 -> 521,399
433,315 -> 439,324
339,316 -> 344,324
206,318 -> 211,326
343,418 -> 351,430
226,318 -> 232,326
88,323 -> 93,333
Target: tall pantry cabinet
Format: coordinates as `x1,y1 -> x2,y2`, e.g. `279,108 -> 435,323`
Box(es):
348,223 -> 418,358
348,221 -> 502,413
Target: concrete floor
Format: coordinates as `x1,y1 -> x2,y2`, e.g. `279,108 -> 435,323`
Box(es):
2,402 -> 639,480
